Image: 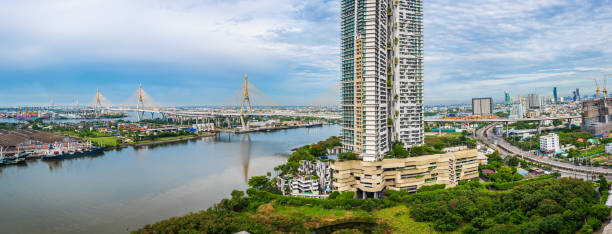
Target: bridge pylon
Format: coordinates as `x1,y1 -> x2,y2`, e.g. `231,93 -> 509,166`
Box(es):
240,74 -> 252,130
137,84 -> 145,121
95,88 -> 102,118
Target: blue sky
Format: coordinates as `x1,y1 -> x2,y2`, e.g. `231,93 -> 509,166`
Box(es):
0,0 -> 611,106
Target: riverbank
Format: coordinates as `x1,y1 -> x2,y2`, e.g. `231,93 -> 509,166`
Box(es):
224,123 -> 325,134
128,132 -> 217,147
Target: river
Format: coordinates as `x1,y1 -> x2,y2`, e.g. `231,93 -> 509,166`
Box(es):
0,124 -> 340,233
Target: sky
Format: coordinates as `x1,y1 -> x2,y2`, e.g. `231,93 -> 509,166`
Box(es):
0,0 -> 611,106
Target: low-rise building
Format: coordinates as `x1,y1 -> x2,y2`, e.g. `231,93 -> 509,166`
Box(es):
540,133 -> 560,154
606,143 -> 612,155
331,149 -> 480,198
494,125 -> 504,135
276,160 -> 333,196
249,120 -> 279,129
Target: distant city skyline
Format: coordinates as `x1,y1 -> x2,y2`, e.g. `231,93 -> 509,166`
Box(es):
0,0 -> 611,106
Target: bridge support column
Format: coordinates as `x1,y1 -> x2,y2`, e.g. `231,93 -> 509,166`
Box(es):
505,121 -> 509,138
537,121 -> 542,134
471,122 -> 475,138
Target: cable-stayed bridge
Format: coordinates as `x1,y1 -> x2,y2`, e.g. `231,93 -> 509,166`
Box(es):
87,75 -> 340,130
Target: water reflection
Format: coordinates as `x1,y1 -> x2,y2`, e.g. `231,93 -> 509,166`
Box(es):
42,152 -> 106,171
0,125 -> 340,234
46,160 -> 63,171
0,162 -> 27,175
240,134 -> 251,183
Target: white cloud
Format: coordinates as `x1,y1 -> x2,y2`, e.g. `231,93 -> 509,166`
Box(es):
1,0 -> 610,105
0,0 -> 340,99
424,0 -> 612,104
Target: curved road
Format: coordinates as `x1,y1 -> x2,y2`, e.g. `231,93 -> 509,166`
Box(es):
476,124 -> 612,180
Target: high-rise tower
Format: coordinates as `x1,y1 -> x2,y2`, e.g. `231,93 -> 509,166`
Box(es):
553,87 -> 558,104
504,91 -> 511,105
341,0 -> 423,161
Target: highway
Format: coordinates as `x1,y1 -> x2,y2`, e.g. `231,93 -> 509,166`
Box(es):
475,124 -> 612,180
425,116 -> 580,123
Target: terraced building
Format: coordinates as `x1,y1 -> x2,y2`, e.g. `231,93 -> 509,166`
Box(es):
331,149 -> 480,198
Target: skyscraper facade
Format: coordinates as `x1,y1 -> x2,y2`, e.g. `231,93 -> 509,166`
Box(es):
553,87 -> 558,103
472,98 -> 493,116
527,94 -> 541,109
341,0 -> 423,161
504,91 -> 511,105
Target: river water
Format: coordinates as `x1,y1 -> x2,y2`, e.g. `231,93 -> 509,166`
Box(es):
0,124 -> 340,233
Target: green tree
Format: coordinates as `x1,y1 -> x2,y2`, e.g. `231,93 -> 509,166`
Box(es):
507,156 -> 519,167
578,224 -> 593,234
600,175 -> 609,193
248,176 -> 270,191
590,204 -> 611,220
328,191 -> 340,199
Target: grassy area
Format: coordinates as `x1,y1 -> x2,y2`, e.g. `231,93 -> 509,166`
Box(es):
374,206 -> 459,234
134,135 -> 196,144
86,137 -> 119,147
424,133 -> 462,143
274,204 -> 369,218
423,132 -> 475,150
274,204 -> 462,233
581,145 -> 605,157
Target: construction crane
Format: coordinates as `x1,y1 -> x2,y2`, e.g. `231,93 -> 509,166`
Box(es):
591,78 -> 601,100
605,74 -> 611,98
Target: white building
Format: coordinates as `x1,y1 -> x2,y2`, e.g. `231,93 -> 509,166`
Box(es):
540,133 -> 560,153
277,160 -> 333,196
605,143 -> 612,154
290,176 -> 320,195
341,0 -> 423,162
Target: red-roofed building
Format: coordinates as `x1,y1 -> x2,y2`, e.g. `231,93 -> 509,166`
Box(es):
481,169 -> 495,175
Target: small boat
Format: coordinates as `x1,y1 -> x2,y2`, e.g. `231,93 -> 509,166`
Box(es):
2,155 -> 26,165
17,151 -> 28,160
41,146 -> 103,160
0,148 -> 28,165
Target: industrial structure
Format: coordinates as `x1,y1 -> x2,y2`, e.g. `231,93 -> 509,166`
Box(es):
341,0 -> 424,161
582,75 -> 612,135
472,98 -> 493,116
